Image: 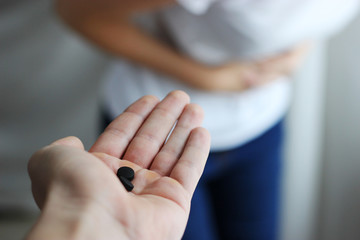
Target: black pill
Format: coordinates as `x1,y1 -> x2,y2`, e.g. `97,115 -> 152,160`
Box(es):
119,176 -> 134,192
117,166 -> 135,181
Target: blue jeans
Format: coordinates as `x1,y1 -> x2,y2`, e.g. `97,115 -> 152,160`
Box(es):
182,121 -> 284,240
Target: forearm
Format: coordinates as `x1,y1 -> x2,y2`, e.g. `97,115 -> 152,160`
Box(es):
80,20 -> 208,86
56,1 -> 210,88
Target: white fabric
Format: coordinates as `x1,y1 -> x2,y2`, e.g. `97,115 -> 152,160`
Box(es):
165,0 -> 359,63
104,61 -> 291,151
103,0 -> 358,151
176,0 -> 216,14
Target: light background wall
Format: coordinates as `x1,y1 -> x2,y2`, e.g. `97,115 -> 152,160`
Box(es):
0,1 -> 359,239
281,10 -> 360,240
318,12 -> 360,240
0,0 -> 107,213
281,41 -> 326,240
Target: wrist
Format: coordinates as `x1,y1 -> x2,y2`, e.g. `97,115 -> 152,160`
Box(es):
174,61 -> 217,91
26,184 -> 129,240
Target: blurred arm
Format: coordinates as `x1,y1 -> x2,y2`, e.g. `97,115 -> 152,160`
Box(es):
55,0 -> 215,90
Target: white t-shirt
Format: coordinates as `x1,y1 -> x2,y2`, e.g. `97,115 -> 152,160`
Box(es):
103,0 -> 358,151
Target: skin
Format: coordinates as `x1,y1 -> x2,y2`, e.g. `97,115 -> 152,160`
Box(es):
27,91 -> 211,240
55,0 -> 310,92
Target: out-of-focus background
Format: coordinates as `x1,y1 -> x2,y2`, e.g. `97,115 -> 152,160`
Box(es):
0,1 -> 359,239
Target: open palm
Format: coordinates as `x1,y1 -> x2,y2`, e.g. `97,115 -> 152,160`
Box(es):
28,91 -> 210,240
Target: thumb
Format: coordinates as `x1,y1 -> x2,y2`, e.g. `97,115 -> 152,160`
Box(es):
50,136 -> 85,150
28,136 -> 84,208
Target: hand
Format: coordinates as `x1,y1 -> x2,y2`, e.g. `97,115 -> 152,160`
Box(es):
192,42 -> 311,92
199,62 -> 260,91
27,91 -> 211,240
255,41 -> 311,83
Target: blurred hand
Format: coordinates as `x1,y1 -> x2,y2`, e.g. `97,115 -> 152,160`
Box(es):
27,91 -> 211,240
193,42 -> 311,92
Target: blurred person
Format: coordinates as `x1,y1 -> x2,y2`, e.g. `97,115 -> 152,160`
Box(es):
55,0 -> 358,239
26,91 -> 211,240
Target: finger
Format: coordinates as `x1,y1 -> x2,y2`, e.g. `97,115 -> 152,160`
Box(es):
50,136 -> 85,150
89,95 -> 160,157
242,65 -> 261,89
122,90 -> 190,168
150,103 -> 204,176
281,43 -> 310,74
170,127 -> 210,195
257,43 -> 310,76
